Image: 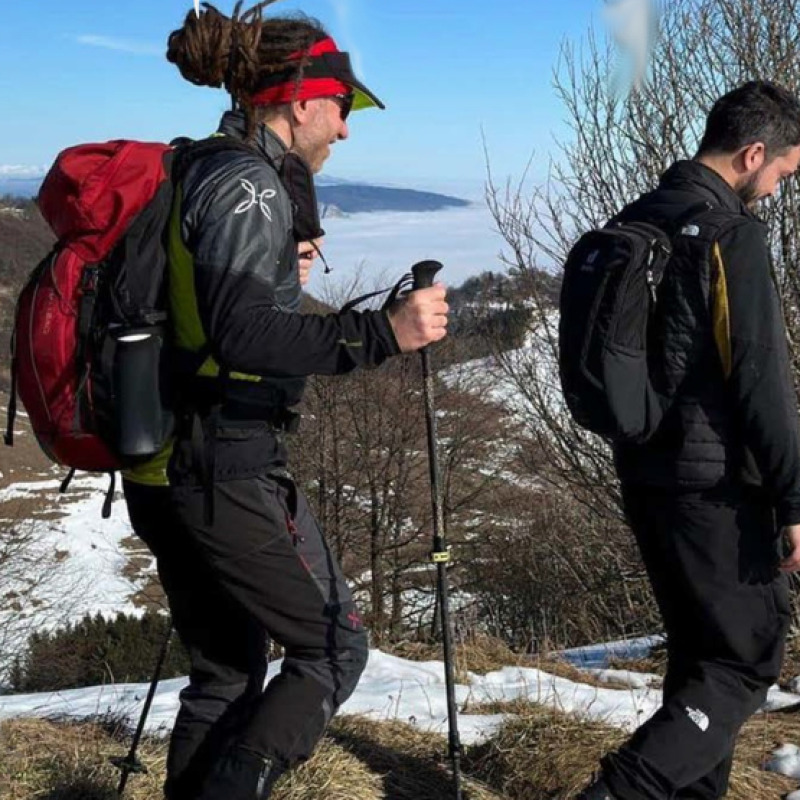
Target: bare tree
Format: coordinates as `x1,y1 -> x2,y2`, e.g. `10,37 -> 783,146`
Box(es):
487,0 -> 800,511
293,279 -> 518,645
469,0 -> 800,645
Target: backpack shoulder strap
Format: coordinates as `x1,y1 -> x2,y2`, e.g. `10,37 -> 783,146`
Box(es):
671,206 -> 745,250
611,199 -> 736,240
169,135 -> 263,185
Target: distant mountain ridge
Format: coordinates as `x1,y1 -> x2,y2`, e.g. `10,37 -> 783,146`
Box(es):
0,175 -> 470,215
318,183 -> 469,215
0,178 -> 40,198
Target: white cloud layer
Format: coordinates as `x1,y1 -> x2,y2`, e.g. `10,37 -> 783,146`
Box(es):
307,204 -> 510,298
74,35 -> 162,56
0,165 -> 46,179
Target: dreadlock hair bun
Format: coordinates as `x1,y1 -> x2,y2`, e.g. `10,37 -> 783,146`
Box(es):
166,5 -> 234,88
166,2 -> 328,104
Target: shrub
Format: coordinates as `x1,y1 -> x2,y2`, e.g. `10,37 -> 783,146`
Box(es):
10,611 -> 190,692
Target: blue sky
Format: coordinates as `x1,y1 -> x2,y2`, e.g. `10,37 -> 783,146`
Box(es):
0,1 -> 609,193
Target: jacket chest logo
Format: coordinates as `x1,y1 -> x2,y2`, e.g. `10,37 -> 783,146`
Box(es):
235,179 -> 277,220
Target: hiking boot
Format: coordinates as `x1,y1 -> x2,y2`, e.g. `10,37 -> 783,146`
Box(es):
195,745 -> 285,800
576,776 -> 617,800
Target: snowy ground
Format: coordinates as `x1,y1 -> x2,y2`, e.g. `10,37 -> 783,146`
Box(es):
6,645 -> 795,743
3,646 -> 800,789
0,474 -> 147,617
1,475 -> 800,793
0,474 -> 152,680
0,648 -> 662,744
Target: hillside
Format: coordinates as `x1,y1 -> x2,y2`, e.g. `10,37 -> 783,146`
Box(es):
317,183 -> 470,214
0,197 -> 798,800
0,200 -> 53,287
0,201 -> 55,385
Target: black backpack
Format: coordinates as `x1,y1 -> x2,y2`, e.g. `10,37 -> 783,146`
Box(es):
558,204 -> 728,443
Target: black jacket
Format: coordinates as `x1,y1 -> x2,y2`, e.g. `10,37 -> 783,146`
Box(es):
613,160 -> 800,527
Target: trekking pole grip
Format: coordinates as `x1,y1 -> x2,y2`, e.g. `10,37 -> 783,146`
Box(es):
411,260 -> 443,290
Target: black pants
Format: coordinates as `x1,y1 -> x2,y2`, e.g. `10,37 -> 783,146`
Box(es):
123,474 -> 368,800
603,484 -> 791,800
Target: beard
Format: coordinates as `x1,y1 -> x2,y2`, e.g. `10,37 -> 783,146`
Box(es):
734,168 -> 764,207
291,132 -> 329,175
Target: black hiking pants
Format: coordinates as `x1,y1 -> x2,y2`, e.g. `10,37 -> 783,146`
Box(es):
123,459 -> 368,799
602,483 -> 791,800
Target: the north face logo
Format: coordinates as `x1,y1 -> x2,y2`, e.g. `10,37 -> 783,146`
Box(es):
580,249 -> 601,272
685,706 -> 710,732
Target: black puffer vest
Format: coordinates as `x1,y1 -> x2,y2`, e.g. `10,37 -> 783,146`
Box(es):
612,161 -> 755,490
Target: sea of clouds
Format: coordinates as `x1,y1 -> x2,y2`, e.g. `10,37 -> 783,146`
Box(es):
308,201 -> 510,300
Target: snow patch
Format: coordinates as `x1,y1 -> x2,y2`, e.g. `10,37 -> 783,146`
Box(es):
766,742 -> 800,780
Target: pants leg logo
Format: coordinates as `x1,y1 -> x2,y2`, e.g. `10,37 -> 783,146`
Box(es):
685,706 -> 710,732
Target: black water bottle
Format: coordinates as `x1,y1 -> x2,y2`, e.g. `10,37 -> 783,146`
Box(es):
113,325 -> 168,457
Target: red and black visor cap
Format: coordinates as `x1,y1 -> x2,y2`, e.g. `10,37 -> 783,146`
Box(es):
251,36 -> 384,111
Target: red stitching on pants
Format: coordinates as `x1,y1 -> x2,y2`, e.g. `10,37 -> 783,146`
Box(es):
285,513 -> 299,546
286,513 -> 314,574
347,611 -> 363,629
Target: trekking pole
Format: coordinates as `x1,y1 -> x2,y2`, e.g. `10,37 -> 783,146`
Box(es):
111,622 -> 174,797
411,259 -> 463,800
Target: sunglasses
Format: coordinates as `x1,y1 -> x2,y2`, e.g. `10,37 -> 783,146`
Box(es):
331,92 -> 354,121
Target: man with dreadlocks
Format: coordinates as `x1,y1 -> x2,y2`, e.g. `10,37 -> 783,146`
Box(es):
121,4 -> 449,799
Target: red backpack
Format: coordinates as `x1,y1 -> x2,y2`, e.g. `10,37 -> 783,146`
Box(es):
7,139 -> 174,469
5,135 -> 255,514
4,137 -> 246,514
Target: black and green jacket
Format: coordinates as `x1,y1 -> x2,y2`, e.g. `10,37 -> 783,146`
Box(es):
170,110 -> 400,412
124,112 -> 399,486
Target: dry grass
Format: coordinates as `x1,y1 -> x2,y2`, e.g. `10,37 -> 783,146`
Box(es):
0,715 -> 504,800
466,703 -> 627,799
606,649 -> 668,677
2,698 -> 798,800
465,702 -> 799,800
390,634 -> 622,693
272,732 -> 384,800
780,631 -> 800,687
733,711 -> 800,799
389,633 -> 530,682
0,716 -> 165,800
531,655 -> 633,690
322,716 -> 503,800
